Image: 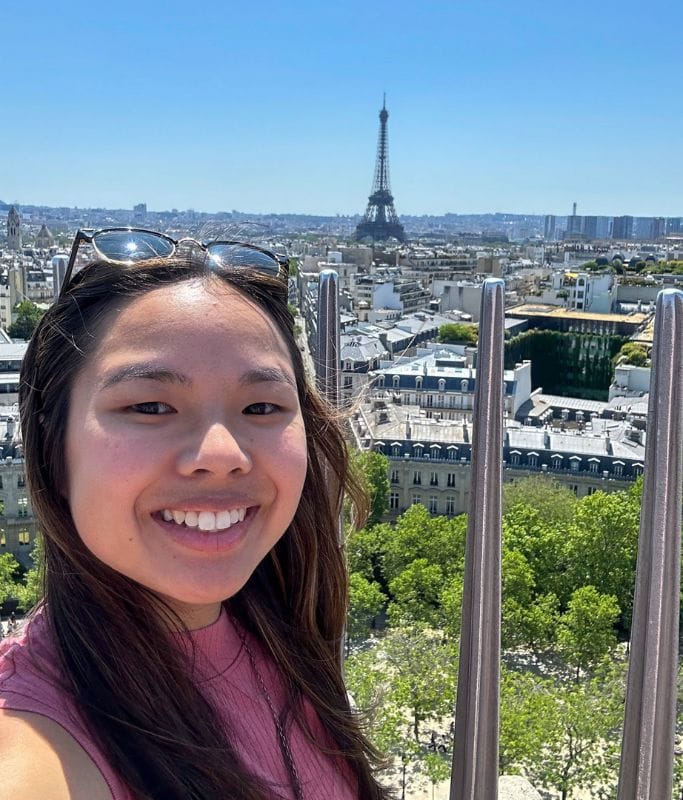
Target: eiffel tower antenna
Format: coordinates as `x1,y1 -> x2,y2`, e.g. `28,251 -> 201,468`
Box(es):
355,96 -> 406,243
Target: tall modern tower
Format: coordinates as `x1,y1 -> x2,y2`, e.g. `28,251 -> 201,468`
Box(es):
355,97 -> 406,243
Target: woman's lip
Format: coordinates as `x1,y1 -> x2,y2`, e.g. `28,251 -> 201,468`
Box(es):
151,506 -> 257,554
154,500 -> 255,513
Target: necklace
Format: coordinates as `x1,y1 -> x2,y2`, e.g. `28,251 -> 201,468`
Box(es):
240,631 -> 305,800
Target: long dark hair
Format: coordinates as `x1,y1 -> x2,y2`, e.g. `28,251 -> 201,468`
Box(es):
19,256 -> 390,799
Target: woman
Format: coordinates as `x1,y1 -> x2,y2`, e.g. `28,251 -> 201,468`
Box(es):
0,234 -> 390,799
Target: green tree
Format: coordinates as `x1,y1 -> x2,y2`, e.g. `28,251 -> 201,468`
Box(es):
614,341 -> 649,367
502,504 -> 568,601
345,639 -> 429,797
0,551 -> 21,604
7,300 -> 44,340
502,547 -> 560,649
352,450 -> 390,527
381,505 -> 466,587
557,586 -> 620,678
383,625 -> 458,743
347,572 -> 386,646
563,490 -> 640,627
501,661 -> 624,799
438,575 -> 464,640
503,475 -> 577,528
387,559 -> 444,627
438,323 -> 478,345
16,535 -> 44,611
346,523 -> 388,584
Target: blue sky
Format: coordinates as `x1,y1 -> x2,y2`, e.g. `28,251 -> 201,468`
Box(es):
2,0 -> 682,217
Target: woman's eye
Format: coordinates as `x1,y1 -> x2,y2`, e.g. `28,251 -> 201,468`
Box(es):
244,402 -> 279,415
128,401 -> 175,415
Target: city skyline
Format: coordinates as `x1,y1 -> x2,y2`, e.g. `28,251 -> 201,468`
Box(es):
2,0 -> 682,218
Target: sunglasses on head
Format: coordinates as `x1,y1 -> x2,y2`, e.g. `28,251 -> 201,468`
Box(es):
60,227 -> 289,296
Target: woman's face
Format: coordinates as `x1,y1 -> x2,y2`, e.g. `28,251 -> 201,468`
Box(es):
65,279 -> 308,628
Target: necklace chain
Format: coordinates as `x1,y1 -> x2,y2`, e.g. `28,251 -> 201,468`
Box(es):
240,631 -> 305,800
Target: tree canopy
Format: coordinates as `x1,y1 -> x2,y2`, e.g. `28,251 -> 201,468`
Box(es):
438,323 -> 478,345
7,300 -> 44,340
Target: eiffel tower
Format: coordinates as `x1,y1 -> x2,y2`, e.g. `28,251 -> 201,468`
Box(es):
355,97 -> 406,243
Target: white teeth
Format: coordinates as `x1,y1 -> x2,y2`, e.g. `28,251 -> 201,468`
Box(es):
198,511 -> 216,531
216,510 -> 232,530
161,507 -> 248,532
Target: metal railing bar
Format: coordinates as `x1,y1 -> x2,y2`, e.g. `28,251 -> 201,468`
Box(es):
450,278 -> 505,800
617,288 -> 683,800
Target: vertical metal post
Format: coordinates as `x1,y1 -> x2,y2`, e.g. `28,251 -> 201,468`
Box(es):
316,269 -> 347,666
450,278 -> 505,800
617,289 -> 683,800
317,269 -> 340,413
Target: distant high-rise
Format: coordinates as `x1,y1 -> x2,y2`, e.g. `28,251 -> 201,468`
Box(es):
6,206 -> 21,251
543,215 -> 556,240
612,215 -> 634,240
355,97 -> 406,243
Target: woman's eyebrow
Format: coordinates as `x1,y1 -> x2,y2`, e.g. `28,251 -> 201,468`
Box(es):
99,365 -> 192,390
238,367 -> 296,389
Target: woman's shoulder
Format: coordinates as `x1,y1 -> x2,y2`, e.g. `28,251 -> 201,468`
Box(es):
0,708 -> 113,800
0,609 -> 68,714
0,610 -> 124,800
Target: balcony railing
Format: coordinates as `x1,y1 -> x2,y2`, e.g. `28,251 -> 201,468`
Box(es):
317,272 -> 683,799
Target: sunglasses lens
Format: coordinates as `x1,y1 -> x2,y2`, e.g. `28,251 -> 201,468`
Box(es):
92,230 -> 175,262
206,243 -> 282,275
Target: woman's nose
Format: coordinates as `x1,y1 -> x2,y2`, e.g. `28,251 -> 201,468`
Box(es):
176,421 -> 253,477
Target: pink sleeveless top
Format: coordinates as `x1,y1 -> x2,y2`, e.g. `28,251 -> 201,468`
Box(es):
0,609 -> 357,799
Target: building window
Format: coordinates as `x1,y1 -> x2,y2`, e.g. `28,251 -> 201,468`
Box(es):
390,492 -> 400,510
17,497 -> 28,518
18,529 -> 30,545
430,445 -> 441,459
528,455 -> 538,468
587,486 -> 597,495
378,375 -> 385,388
438,378 -> 446,392
461,379 -> 468,392
446,496 -> 455,516
390,469 -> 399,484
412,495 -> 421,506
447,472 -> 456,488
570,484 -> 579,495
17,474 -> 25,487
413,445 -> 424,458
448,448 -> 457,461
589,460 -> 599,473
510,452 -> 520,466
614,463 -> 623,477
413,471 -> 422,485
429,496 -> 438,514
570,459 -> 580,472
552,456 -> 563,470
415,376 -> 423,389
430,471 -> 438,486
392,375 -> 400,388
343,376 -> 353,387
